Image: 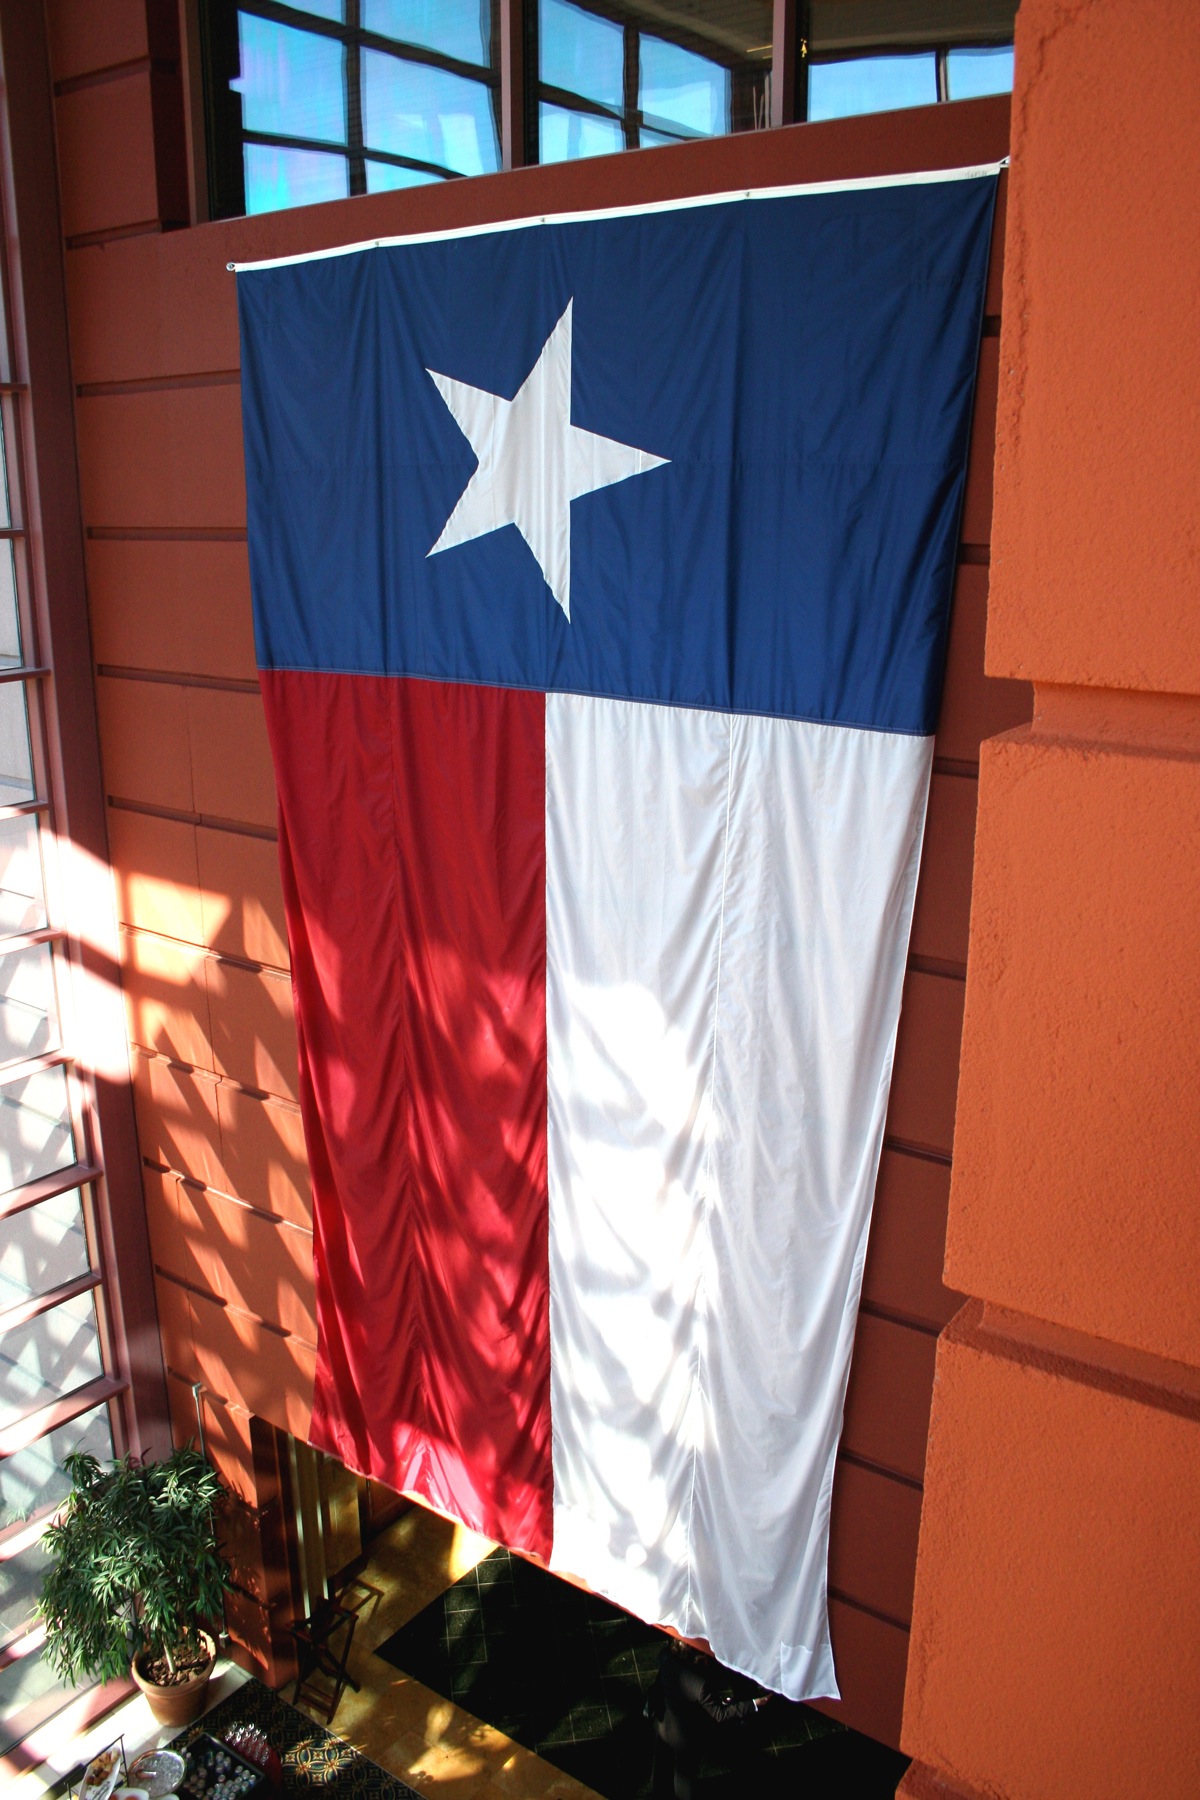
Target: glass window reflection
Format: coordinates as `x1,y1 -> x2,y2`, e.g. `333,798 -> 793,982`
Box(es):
0,1063 -> 75,1192
0,1402 -> 112,1530
0,1191 -> 89,1310
363,49 -> 499,176
0,1289 -> 103,1427
808,53 -> 938,122
536,1 -> 770,165
539,102 -> 624,165
641,36 -> 729,138
0,816 -> 46,938
233,13 -> 346,144
0,683 -> 34,808
541,0 -> 624,111
364,0 -> 490,67
0,542 -> 22,668
244,143 -> 349,214
0,944 -> 58,1070
947,45 -> 1015,99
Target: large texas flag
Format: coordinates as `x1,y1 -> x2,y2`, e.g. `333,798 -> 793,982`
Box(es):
236,166 -> 997,1701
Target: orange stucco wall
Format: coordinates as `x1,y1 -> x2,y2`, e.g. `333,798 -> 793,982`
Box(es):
902,3 -> 1200,1796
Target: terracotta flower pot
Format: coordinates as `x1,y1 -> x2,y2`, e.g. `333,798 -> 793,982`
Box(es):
131,1629 -> 217,1728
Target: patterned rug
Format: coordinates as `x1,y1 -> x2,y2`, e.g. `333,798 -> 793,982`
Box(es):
177,1677 -> 421,1797
374,1547 -> 907,1798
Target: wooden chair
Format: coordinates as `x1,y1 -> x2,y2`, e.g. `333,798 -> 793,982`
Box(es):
289,1600 -> 360,1726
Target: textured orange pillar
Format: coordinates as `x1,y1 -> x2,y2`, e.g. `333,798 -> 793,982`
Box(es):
899,4 -> 1200,1797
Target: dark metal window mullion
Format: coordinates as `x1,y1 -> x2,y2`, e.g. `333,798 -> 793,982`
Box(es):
345,0 -> 365,196
622,23 -> 639,151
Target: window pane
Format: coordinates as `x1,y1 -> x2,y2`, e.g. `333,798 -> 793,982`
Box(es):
0,1191 -> 89,1310
0,683 -> 33,806
947,45 -> 1014,99
291,0 -> 343,18
244,143 -> 349,214
0,1064 -> 75,1192
0,816 -> 46,937
365,159 -> 444,193
540,0 -> 624,110
0,1535 -> 49,1641
364,0 -> 491,67
0,541 -> 20,668
232,13 -> 346,145
0,1641 -> 74,1754
0,1288 -> 103,1427
539,100 -> 624,164
0,408 -> 11,530
362,50 -> 499,176
808,52 -> 938,121
640,35 -> 729,137
0,945 -> 59,1070
0,1402 -> 112,1530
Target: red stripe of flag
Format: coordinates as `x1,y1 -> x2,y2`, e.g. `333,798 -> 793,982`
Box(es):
261,671 -> 552,1557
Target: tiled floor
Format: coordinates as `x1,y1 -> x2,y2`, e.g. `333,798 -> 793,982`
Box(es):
300,1508 -> 604,1800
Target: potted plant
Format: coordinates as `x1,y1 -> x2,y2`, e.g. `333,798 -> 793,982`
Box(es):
38,1446 -> 233,1728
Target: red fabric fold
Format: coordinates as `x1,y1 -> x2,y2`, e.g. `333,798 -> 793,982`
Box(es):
261,670 -> 551,1557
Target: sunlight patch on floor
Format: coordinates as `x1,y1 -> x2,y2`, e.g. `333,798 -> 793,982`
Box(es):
293,1505 -> 604,1800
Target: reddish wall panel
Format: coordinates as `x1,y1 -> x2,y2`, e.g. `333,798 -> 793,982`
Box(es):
123,928 -> 214,1070
172,1182 -> 315,1344
828,1458 -> 923,1627
47,0 -> 149,82
197,828 -> 289,969
885,972 -> 965,1157
948,731 -> 1200,1367
87,537 -> 257,681
958,339 -> 998,548
132,1051 -> 226,1193
909,774 -> 976,969
987,0 -> 1200,693
95,674 -> 193,809
107,807 -> 204,943
935,565 -> 1032,767
841,1314 -> 937,1486
904,1310 -> 1200,1800
206,960 -> 299,1104
188,688 -> 277,826
55,74 -> 160,239
215,1084 -> 312,1228
76,387 -> 246,527
817,1600 -> 911,1749
863,1150 -> 961,1335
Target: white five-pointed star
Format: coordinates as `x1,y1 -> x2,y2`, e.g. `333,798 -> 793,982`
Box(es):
426,299 -> 668,621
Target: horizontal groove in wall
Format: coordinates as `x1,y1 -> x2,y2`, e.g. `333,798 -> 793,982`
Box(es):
906,953 -> 966,982
79,370 -> 240,399
858,1299 -> 941,1340
66,221 -> 164,250
953,1299 -> 1200,1422
156,1262 -> 316,1350
54,56 -> 172,96
135,1045 -> 300,1110
121,921 -> 288,980
165,1362 -> 250,1414
932,755 -> 979,779
837,1447 -> 924,1495
98,665 -> 259,695
109,796 -> 276,842
144,1157 -> 310,1233
827,1586 -> 911,1635
882,1134 -> 952,1169
957,543 -> 990,566
87,525 -> 248,542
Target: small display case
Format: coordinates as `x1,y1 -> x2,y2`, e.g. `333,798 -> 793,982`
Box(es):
180,1734 -> 270,1800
